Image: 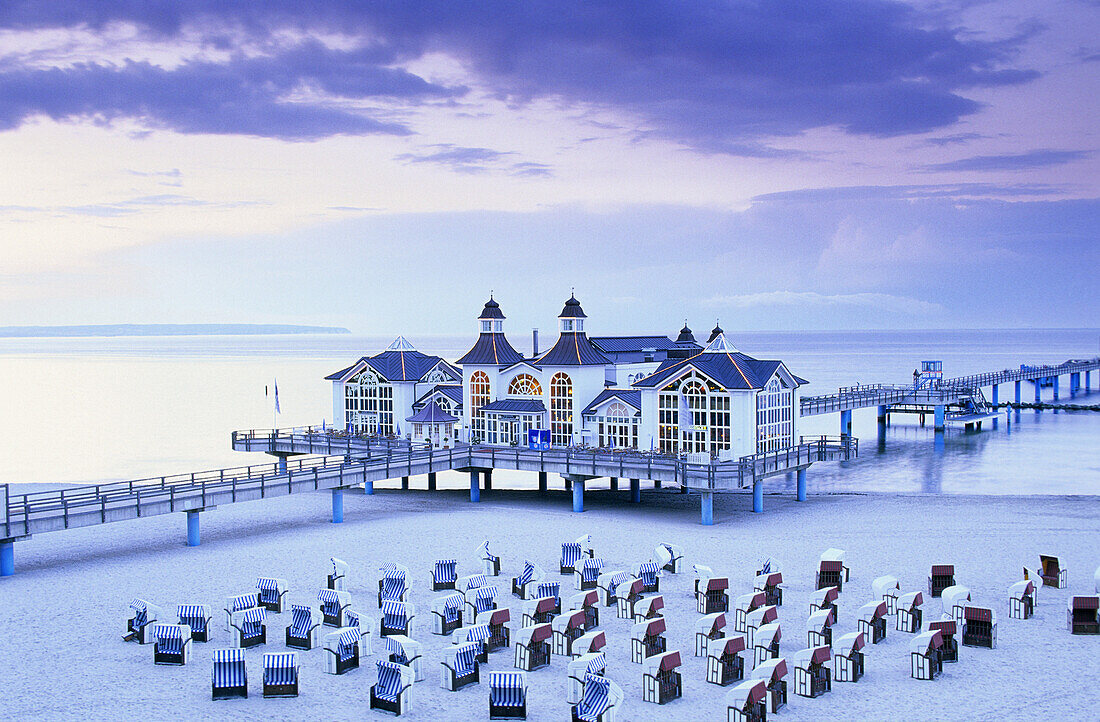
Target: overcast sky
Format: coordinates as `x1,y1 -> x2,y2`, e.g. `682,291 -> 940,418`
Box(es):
0,1 -> 1097,334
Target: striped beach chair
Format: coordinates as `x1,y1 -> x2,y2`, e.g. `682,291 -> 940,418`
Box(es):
480,540 -> 501,577
694,612 -> 726,657
567,652 -> 607,704
552,609 -> 588,656
441,641 -> 481,691
641,651 -> 682,705
910,630 -> 943,680
654,543 -> 683,574
561,542 -> 583,575
379,568 -> 409,607
370,660 -> 414,716
569,590 -> 600,630
453,623 -> 492,662
833,631 -> 865,682
488,670 -> 528,719
381,600 -> 415,637
571,630 -> 606,659
1067,596 -> 1100,635
328,557 -> 349,590
634,561 -> 660,593
230,607 -> 266,649
457,573 -> 488,595
152,623 -> 191,665
631,617 -> 667,663
382,634 -> 424,681
477,608 -> 512,651
512,560 -> 544,600
466,585 -> 498,620
125,598 -> 162,644
633,595 -> 663,624
706,635 -> 746,686
807,608 -> 835,648
872,574 -> 901,615
318,588 -> 351,627
734,592 -> 766,632
432,593 -> 464,635
572,673 -> 623,722
596,570 -> 629,608
754,571 -> 784,607
211,648 -> 247,700
224,592 -> 259,633
177,604 -> 212,642
961,605 -> 997,648
750,657 -> 788,713
263,652 -> 299,697
817,548 -> 849,591
928,620 -> 959,662
857,601 -> 888,644
256,577 -> 289,613
896,591 -> 925,633
345,608 -> 374,655
513,623 -> 551,671
324,627 -> 360,675
433,559 -> 459,591
928,564 -> 956,598
522,596 -> 559,628
575,558 -> 605,591
792,646 -> 831,698
535,581 -> 562,612
726,679 -> 767,722
286,604 -> 324,650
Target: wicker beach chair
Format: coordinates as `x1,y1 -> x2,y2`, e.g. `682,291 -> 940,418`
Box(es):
323,627 -> 360,674
927,620 -> 958,662
817,548 -> 849,591
177,604 -> 212,643
745,605 -> 778,650
230,607 -> 266,649
694,612 -> 726,657
571,629 -> 607,659
705,635 -> 746,686
733,592 -> 766,633
441,641 -> 481,691
750,658 -> 788,713
569,590 -> 601,630
833,631 -> 865,682
432,593 -> 465,635
1067,596 -> 1100,634
753,571 -> 784,607
654,543 -> 684,574
286,604 -> 324,650
809,586 -> 840,623
328,557 -> 349,590
211,648 -> 247,700
488,671 -> 527,720
152,623 -> 192,665
318,588 -> 351,627
382,634 -> 424,681
477,608 -> 512,651
597,570 -> 631,608
633,595 -> 664,624
1037,554 -> 1067,588
940,585 -> 971,625
962,605 -> 997,648
369,660 -> 414,716
696,573 -> 730,614
896,591 -> 924,633
725,679 -> 767,722
806,608 -> 835,648
792,646 -> 831,698
871,575 -> 901,615
262,652 -> 299,698
630,617 -> 667,663
432,559 -> 459,591
256,577 -> 289,613
1008,580 -> 1036,620
513,623 -> 552,671
553,610 -> 589,656
857,600 -> 888,644
641,651 -> 682,705
928,565 -> 955,598
567,652 -> 608,705
125,599 -> 163,644
615,577 -> 644,620
534,581 -> 562,614
522,596 -> 559,628
910,630 -> 943,680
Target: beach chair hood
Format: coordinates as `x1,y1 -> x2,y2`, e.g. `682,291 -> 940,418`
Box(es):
911,630 -> 943,654
807,609 -> 834,631
751,657 -> 788,683
858,600 -> 887,622
517,623 -> 551,646
711,635 -> 746,657
899,591 -> 925,610
643,650 -> 682,675
835,631 -> 865,655
727,679 -> 768,709
756,622 -> 782,647
872,575 -> 900,597
747,605 -> 778,628
632,617 -> 666,639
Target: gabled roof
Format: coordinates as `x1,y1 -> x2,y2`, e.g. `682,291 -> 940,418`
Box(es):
413,384 -> 463,410
583,389 -> 642,415
632,333 -> 806,390
457,333 -> 525,366
500,360 -> 542,374
479,399 -> 547,414
534,332 -> 612,366
325,337 -> 455,382
406,400 -> 459,424
589,336 -> 678,353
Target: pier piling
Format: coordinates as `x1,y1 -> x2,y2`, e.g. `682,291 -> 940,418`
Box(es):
752,481 -> 763,513
470,470 -> 480,502
331,489 -> 343,523
796,468 -> 807,502
364,480 -> 374,495
610,477 -> 618,491
630,478 -> 641,503
572,478 -> 585,513
1053,375 -> 1060,400
1,540 -> 14,577
401,476 -> 409,490
186,510 -> 201,546
538,471 -> 547,493
701,492 -> 714,525
840,409 -> 853,437
428,472 -> 437,490
483,470 -> 492,491
934,405 -> 945,432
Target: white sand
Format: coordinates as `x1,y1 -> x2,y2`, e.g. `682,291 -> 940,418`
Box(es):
2,478 -> 1098,721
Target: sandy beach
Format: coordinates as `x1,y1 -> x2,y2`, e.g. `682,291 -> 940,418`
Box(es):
2,479 -> 1098,721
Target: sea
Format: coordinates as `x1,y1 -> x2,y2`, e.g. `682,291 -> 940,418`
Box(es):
1,329 -> 1098,495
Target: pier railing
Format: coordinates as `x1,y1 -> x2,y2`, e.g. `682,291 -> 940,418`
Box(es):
942,358 -> 1100,390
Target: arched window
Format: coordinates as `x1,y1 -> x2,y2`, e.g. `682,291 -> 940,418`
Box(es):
469,371 -> 491,441
344,367 -> 394,435
657,371 -> 730,455
550,372 -> 573,446
756,376 -> 792,452
507,374 -> 542,397
598,401 -> 638,449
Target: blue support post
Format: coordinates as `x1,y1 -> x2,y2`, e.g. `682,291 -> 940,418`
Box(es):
276,455 -> 287,475
364,480 -> 374,495
1015,381 -> 1021,403
991,384 -> 999,406
1052,375 -> 1060,400
840,409 -> 852,437
1070,372 -> 1080,397
1,540 -> 14,577
630,478 -> 641,503
331,488 -> 343,523
572,478 -> 584,513
610,477 -> 618,491
470,470 -> 480,502
186,510 -> 201,547
701,492 -> 714,526
934,405 -> 945,432
796,469 -> 807,502
1086,370 -> 1091,393
1035,379 -> 1042,404
752,481 -> 763,513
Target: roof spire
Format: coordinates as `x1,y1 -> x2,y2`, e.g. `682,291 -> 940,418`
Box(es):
703,332 -> 738,354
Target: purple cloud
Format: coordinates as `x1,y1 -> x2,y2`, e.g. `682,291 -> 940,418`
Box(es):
920,149 -> 1092,172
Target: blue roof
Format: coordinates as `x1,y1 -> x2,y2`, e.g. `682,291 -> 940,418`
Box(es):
479,297 -> 505,320
583,389 -> 642,415
558,294 -> 587,318
406,401 -> 459,424
478,399 -> 547,414
457,333 -> 525,366
632,335 -> 804,390
533,333 -> 611,366
325,339 -> 457,382
413,384 -> 463,410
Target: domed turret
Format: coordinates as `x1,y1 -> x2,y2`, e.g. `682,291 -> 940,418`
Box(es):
675,322 -> 696,345
457,295 -> 523,366
707,321 -> 724,344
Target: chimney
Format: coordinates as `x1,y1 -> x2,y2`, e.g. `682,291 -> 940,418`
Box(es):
532,328 -> 539,357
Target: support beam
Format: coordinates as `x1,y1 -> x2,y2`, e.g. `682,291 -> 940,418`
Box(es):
1014,380 -> 1021,403
796,468 -> 807,502
609,477 -> 618,491
701,492 -> 714,526
991,384 -> 999,406
630,478 -> 641,503
654,480 -> 662,489
483,470 -> 492,491
364,480 -> 374,495
1053,375 -> 1060,400
1070,372 -> 1080,397
428,472 -> 437,491
186,510 -> 201,547
1086,370 -> 1091,393
876,405 -> 887,423
572,478 -> 585,513
275,455 -> 288,475
1035,379 -> 1042,404
933,405 -> 945,432
401,476 -> 409,490
470,470 -> 480,502
840,409 -> 853,437
752,481 -> 764,513
1,540 -> 14,577
331,488 -> 344,524
538,471 -> 548,493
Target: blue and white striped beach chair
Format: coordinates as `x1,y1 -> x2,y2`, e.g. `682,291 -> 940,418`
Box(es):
126,598 -> 163,644
488,670 -> 528,719
567,652 -> 608,704
432,593 -> 465,635
329,557 -> 349,591
381,600 -> 415,637
576,558 -> 605,590
212,648 -> 247,700
378,563 -> 410,606
318,588 -> 351,627
536,581 -> 562,613
572,673 -> 624,722
441,641 -> 481,691
382,633 -> 424,680
286,604 -> 324,650
561,542 -> 583,574
370,660 -> 414,716
477,608 -> 512,651
466,585 -> 498,619
263,652 -> 299,697
458,573 -> 488,595
224,592 -> 259,633
177,604 -> 212,642
231,606 -> 267,649
345,608 -> 374,655
454,623 -> 492,662
480,540 -> 501,576
512,560 -> 545,600
152,623 -> 191,665
634,561 -> 660,593
433,559 -> 459,591
324,627 -> 361,675
597,571 -> 631,607
655,543 -> 684,574
256,577 -> 289,613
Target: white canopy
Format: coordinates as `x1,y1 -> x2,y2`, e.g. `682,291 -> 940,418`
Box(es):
872,575 -> 900,598
834,631 -> 865,656
1009,580 -> 1034,600
820,548 -> 846,564
746,605 -> 777,629
754,622 -> 781,647
858,600 -> 887,622
725,679 -> 767,710
910,630 -> 941,654
807,609 -> 833,632
695,612 -> 726,635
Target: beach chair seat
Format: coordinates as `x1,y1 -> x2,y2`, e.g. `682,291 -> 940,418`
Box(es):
752,622 -> 781,667
513,624 -> 552,671
572,673 -> 623,722
695,612 -> 727,657
706,635 -> 746,686
745,605 -> 778,650
477,608 -> 512,651
152,624 -> 192,665
125,599 -> 163,644
381,600 -> 416,638
224,593 -> 260,633
571,630 -> 607,659
323,627 -> 360,675
833,631 -> 865,682
318,588 -> 351,627
512,560 -> 545,600
522,596 -> 560,628
597,570 -> 631,607
634,595 -> 664,624
453,623 -> 492,663
263,652 -> 299,697
575,558 -> 605,591
928,565 -> 955,598
553,610 -> 589,656
328,557 -> 349,591
432,593 -> 465,635
382,634 -> 425,681
896,592 -> 924,633
615,577 -> 644,620
465,585 -> 499,620
927,620 -> 958,663
1008,580 -> 1036,620
177,604 -> 212,643
734,592 -> 766,633
211,648 -> 248,700
441,641 -> 481,691
750,658 -> 788,713
1038,555 -> 1067,588
909,630 -> 944,680
569,590 -> 601,630
725,679 -> 767,722
753,572 -> 784,607
962,606 -> 997,648
379,567 -> 410,608
433,559 -> 459,591
940,585 -> 972,625
697,575 -> 730,615
286,604 -> 324,650
631,617 -> 667,663
230,607 -> 267,649
817,548 -> 848,590
256,577 -> 289,613
807,608 -> 835,648
370,660 -> 414,716
567,652 -> 608,704
871,575 -> 901,615
654,543 -> 684,574
489,671 -> 528,719
344,608 -> 374,656
641,651 -> 682,705
458,573 -> 488,595
857,601 -> 888,644
480,540 -> 501,577
792,646 -> 831,698
1067,596 -> 1100,635
634,561 -> 660,593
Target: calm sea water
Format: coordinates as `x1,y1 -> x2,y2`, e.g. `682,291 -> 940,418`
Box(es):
1,329 -> 1098,494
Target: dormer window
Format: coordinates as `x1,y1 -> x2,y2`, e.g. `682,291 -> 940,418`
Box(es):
492,320 -> 503,333
562,319 -> 574,332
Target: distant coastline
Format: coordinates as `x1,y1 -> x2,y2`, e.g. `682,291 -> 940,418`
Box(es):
0,324 -> 352,338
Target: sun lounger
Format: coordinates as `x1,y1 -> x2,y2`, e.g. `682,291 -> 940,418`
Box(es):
962,605 -> 997,648
512,560 -> 545,600
615,577 -> 644,620
441,641 -> 481,691
807,608 -> 835,648
634,561 -> 660,593
597,570 -> 631,607
323,627 -> 360,675
567,652 -> 608,704
745,605 -> 778,650
571,629 -> 607,659
750,658 -> 788,713
940,585 -> 971,625
256,577 -> 289,613
211,648 -> 247,700
318,588 -> 351,627
753,571 -> 784,607
857,601 -> 888,644
733,592 -> 766,633
896,591 -> 924,633
380,600 -> 415,638
125,599 -> 163,644
792,646 -> 831,698
522,596 -> 559,627
725,678 -> 767,722
631,617 -> 667,663
328,557 -> 349,590
871,575 -> 900,615
553,610 -> 589,656
833,631 -> 865,682
697,574 -> 730,615
223,593 -> 258,633
642,651 -> 682,705
433,593 -> 465,635
177,604 -> 212,643
634,595 -> 664,624
152,624 -> 192,665
575,558 -> 605,590
489,671 -> 527,720
654,543 -> 684,574
569,590 -> 601,630
572,673 -> 623,722
477,608 -> 512,651
262,652 -> 299,698
1037,554 -> 1067,588
433,559 -> 459,591
1008,580 -> 1036,620
369,660 -> 414,716
927,620 -> 958,662
928,565 -> 955,598
286,604 -> 324,650
466,585 -> 498,620
379,564 -> 410,607
513,623 -> 551,671
230,607 -> 266,649
480,540 -> 501,577
910,630 -> 943,680
817,548 -> 849,591
1067,596 -> 1100,634
695,612 -> 727,657
382,633 -> 424,681
706,635 -> 746,686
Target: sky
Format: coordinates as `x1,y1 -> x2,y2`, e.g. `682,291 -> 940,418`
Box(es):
0,0 -> 1097,335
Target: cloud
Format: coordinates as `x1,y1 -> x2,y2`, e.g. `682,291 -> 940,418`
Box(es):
704,290 -> 945,317
2,194 -> 255,218
920,149 -> 1093,172
395,143 -> 552,177
751,183 -> 1068,203
915,132 -> 989,147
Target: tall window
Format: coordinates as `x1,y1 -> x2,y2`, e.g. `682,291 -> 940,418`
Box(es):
756,376 -> 793,453
469,371 -> 490,442
597,402 -> 638,449
550,372 -> 573,446
344,368 -> 394,435
507,374 -> 542,397
658,372 -> 730,456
